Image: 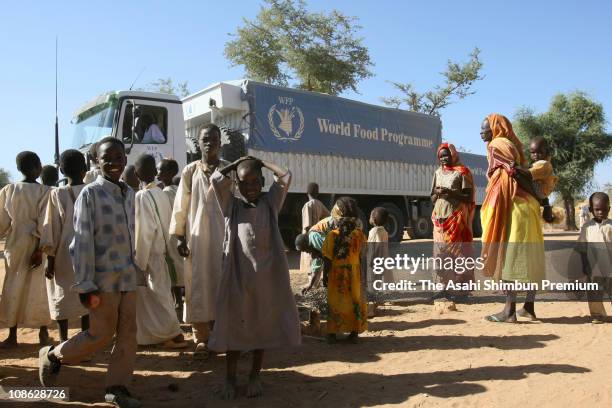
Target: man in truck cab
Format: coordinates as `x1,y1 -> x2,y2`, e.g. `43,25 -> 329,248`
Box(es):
136,113 -> 165,144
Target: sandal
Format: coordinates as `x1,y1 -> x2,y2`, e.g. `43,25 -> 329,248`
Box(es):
194,342 -> 210,359
484,313 -> 517,323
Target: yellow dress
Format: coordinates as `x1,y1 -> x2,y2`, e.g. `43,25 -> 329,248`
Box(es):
322,229 -> 368,334
480,114 -> 545,283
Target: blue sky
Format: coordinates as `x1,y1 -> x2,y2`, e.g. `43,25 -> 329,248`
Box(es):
1,0 -> 611,191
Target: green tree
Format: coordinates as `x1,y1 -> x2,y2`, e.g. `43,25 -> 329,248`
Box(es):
514,92 -> 612,230
148,77 -> 190,97
381,48 -> 483,116
0,168 -> 10,186
224,0 -> 373,95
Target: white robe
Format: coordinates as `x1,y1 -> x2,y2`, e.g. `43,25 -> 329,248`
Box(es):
134,183 -> 181,345
84,168 -> 102,184
40,185 -> 88,320
300,199 -> 330,274
163,185 -> 184,287
0,182 -> 52,328
169,160 -> 228,324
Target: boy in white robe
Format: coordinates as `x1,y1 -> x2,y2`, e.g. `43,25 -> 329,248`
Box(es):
134,154 -> 186,347
0,151 -> 51,347
300,182 -> 329,279
157,158 -> 184,322
39,150 -> 90,342
367,207 -> 390,318
170,124 -> 227,356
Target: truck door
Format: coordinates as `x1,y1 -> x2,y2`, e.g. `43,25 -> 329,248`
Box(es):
117,99 -> 175,165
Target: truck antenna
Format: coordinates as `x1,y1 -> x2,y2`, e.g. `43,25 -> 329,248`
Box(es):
54,36 -> 60,167
129,67 -> 146,90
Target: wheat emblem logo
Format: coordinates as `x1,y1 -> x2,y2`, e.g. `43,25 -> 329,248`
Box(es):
268,103 -> 304,141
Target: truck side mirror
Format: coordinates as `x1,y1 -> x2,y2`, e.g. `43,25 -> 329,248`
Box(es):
125,101 -> 137,154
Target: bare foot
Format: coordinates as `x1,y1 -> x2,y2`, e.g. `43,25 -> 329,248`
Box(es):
246,375 -> 263,398
517,308 -> 537,321
0,337 -> 17,348
222,379 -> 237,400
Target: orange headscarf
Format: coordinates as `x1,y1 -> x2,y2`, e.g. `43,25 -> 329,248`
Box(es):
486,113 -> 526,167
436,143 -> 475,200
433,142 -> 476,243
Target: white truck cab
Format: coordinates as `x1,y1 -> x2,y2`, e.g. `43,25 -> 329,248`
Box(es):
71,90 -> 187,169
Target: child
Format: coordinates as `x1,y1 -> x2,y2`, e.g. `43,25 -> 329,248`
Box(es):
209,156 -> 300,399
84,142 -> 102,184
529,137 -> 557,222
39,137 -> 142,408
367,207 -> 390,317
0,151 -> 51,347
577,192 -> 611,324
133,154 -> 186,348
170,124 -> 228,357
39,150 -> 90,343
368,207 -> 389,256
300,182 -> 330,276
321,197 -> 368,344
121,165 -> 140,191
41,165 -> 59,187
157,159 -> 179,202
157,158 -> 184,321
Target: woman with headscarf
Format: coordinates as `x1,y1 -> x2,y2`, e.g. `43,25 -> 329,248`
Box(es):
319,197 -> 367,343
301,198 -> 362,293
430,143 -> 476,300
480,113 -> 545,322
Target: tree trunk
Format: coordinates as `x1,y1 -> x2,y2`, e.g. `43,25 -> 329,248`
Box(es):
563,195 -> 578,231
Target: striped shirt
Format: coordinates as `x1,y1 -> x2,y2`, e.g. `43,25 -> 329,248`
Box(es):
70,175 -> 141,293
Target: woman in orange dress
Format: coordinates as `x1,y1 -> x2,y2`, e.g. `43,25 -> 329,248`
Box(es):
480,113 -> 545,323
430,143 -> 476,300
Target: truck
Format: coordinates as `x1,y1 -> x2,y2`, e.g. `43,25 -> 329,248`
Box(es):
70,79 -> 488,242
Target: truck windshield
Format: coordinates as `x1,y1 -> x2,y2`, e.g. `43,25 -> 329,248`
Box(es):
71,101 -> 117,149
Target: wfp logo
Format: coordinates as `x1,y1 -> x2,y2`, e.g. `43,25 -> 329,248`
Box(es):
268,96 -> 304,141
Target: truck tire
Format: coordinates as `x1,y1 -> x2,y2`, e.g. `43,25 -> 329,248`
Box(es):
221,128 -> 247,163
414,216 -> 433,239
376,202 -> 405,242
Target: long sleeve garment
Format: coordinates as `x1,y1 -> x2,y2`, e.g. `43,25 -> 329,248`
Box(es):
169,160 -> 228,323
40,185 -> 88,320
0,182 -> 52,327
134,183 -> 181,345
69,175 -> 140,293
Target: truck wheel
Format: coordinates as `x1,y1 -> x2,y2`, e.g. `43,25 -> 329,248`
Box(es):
221,128 -> 247,162
376,203 -> 405,242
414,216 -> 433,239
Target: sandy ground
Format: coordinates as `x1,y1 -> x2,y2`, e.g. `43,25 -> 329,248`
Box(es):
0,232 -> 611,407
